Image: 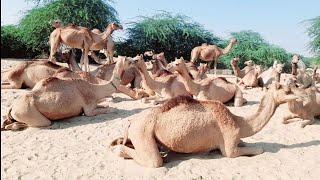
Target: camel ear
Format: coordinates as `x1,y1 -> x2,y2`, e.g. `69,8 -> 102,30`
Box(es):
160,52 -> 164,55
180,57 -> 184,61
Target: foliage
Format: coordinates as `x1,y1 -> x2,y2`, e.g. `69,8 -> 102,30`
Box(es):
219,30 -> 292,69
117,12 -> 222,62
18,0 -> 118,53
305,16 -> 320,57
1,25 -> 37,58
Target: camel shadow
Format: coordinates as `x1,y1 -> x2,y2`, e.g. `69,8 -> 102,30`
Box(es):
46,107 -> 148,130
163,139 -> 320,169
245,100 -> 260,106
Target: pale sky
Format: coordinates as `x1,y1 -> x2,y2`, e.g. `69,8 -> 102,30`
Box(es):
1,0 -> 319,57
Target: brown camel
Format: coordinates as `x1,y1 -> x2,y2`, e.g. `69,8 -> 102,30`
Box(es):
230,58 -> 255,82
258,61 -> 284,89
129,55 -> 192,105
238,65 -> 262,89
49,21 -> 122,72
1,56 -> 130,131
1,60 -> 65,89
54,50 -> 147,99
110,82 -> 306,168
190,39 -> 237,76
282,78 -> 320,127
166,57 -> 246,107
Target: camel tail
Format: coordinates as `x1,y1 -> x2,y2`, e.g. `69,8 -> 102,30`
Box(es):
110,120 -> 131,147
1,107 -> 14,131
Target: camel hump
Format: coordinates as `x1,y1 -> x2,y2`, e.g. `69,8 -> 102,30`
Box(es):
40,77 -> 61,86
159,96 -> 198,113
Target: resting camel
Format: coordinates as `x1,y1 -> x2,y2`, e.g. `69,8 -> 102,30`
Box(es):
313,67 -> 320,84
294,69 -> 315,89
129,55 -> 192,104
238,65 -> 262,89
230,58 -> 255,82
49,21 -> 122,72
54,50 -> 147,99
282,78 -> 320,127
291,55 -> 300,76
190,39 -> 237,76
1,56 -> 130,131
258,61 -> 284,89
1,60 -> 65,89
167,57 -> 246,107
110,82 -> 306,168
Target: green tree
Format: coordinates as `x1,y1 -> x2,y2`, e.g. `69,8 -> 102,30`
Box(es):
305,16 -> 320,57
117,12 -> 221,62
18,0 -> 118,53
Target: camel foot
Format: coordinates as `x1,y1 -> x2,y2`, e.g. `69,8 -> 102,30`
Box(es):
3,122 -> 28,131
111,145 -> 132,159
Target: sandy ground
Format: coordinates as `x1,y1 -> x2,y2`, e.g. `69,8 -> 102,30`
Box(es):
1,59 -> 320,180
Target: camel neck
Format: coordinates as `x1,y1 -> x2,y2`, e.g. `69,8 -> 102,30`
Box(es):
233,91 -> 278,138
178,65 -> 200,95
68,55 -> 82,71
92,75 -> 120,99
222,42 -> 234,55
231,65 -> 240,77
139,64 -> 162,91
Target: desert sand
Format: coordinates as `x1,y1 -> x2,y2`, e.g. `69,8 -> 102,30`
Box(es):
1,59 -> 320,180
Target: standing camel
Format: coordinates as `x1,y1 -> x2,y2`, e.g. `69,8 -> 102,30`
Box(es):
190,39 -> 237,76
110,82 -> 306,168
49,22 -> 122,72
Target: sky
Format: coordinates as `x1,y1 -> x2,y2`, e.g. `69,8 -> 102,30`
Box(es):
1,0 -> 319,57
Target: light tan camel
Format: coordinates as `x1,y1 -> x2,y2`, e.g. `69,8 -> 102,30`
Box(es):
313,67 -> 320,84
166,57 -> 246,107
49,22 -> 122,72
190,39 -> 237,76
110,82 -> 306,168
294,68 -> 315,89
129,55 -> 192,105
258,61 -> 284,89
54,50 -> 147,99
185,62 -> 208,81
282,78 -> 320,127
1,56 -> 130,131
238,65 -> 262,89
291,55 -> 299,76
230,58 -> 255,82
1,60 -> 65,89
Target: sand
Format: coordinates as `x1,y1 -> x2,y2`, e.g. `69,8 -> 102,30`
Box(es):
1,59 -> 320,180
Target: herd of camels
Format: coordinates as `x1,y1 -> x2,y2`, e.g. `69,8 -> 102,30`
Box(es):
1,21 -> 320,168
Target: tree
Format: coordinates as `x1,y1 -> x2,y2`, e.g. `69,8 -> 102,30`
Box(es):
18,0 -> 119,54
305,16 -> 320,57
117,12 -> 221,62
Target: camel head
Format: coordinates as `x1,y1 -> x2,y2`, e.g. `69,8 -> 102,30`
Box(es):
198,63 -> 208,71
144,50 -> 155,57
166,57 -> 186,73
109,22 -> 123,31
50,19 -> 62,29
244,60 -> 254,66
230,58 -> 240,66
273,61 -> 285,73
230,39 -> 238,46
254,65 -> 262,75
129,54 -> 145,70
152,52 -> 165,60
113,56 -> 131,77
291,55 -> 300,64
268,82 -> 307,104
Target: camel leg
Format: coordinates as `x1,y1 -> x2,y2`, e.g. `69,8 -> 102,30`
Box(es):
12,107 -> 52,128
221,139 -> 263,158
234,88 -> 244,107
4,122 -> 28,131
141,94 -> 160,103
1,82 -> 22,89
300,117 -> 315,128
117,85 -> 143,100
112,128 -> 163,167
107,46 -> 114,64
282,114 -> 300,124
83,48 -> 90,72
83,104 -> 114,116
152,97 -> 170,105
80,50 -> 85,70
213,60 -> 217,77
49,41 -> 60,63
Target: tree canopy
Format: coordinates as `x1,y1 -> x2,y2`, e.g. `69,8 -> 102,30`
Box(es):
306,16 -> 320,57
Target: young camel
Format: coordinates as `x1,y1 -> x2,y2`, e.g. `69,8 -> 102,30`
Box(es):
230,58 -> 255,82
49,22 -> 122,72
110,82 -> 305,168
166,57 -> 246,107
129,55 -> 192,105
258,61 -> 284,89
190,39 -> 237,76
282,78 -> 320,127
1,56 -> 130,131
238,65 -> 262,89
1,60 -> 65,89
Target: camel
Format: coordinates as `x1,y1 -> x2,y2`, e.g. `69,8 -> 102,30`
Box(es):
129,55 -> 192,104
313,67 -> 320,84
294,68 -> 315,89
185,62 -> 208,81
166,57 -> 246,107
1,55 -> 130,131
110,82 -> 306,168
291,55 -> 299,76
230,58 -> 255,81
1,60 -> 66,89
190,39 -> 237,76
53,50 -> 147,99
238,65 -> 262,89
49,21 -> 122,72
282,78 -> 320,127
258,61 -> 284,89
